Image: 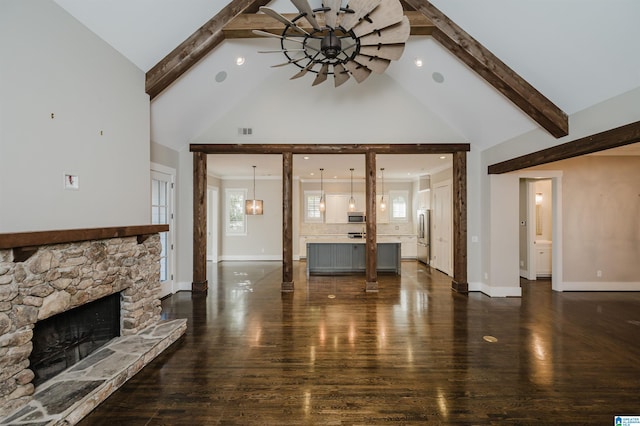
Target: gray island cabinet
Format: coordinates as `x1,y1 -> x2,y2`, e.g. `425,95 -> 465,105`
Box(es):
306,242 -> 401,275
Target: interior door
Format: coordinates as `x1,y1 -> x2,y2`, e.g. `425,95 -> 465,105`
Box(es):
433,182 -> 452,276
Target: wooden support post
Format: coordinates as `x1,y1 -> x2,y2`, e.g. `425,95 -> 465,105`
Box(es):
452,151 -> 468,293
192,152 -> 208,292
365,151 -> 378,292
282,152 -> 294,292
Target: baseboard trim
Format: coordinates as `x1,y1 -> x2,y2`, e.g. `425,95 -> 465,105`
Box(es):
175,281 -> 192,292
468,281 -> 483,292
475,282 -> 522,297
558,281 -> 640,292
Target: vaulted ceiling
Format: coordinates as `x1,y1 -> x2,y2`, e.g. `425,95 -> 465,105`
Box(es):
53,0 -> 640,178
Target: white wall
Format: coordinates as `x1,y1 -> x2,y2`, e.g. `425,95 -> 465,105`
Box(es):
0,0 -> 150,232
220,178 -> 283,260
479,87 -> 640,295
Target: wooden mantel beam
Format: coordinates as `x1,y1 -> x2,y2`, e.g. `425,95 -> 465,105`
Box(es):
403,0 -> 569,139
145,0 -> 270,100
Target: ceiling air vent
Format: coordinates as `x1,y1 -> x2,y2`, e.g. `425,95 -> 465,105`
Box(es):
419,175 -> 431,192
238,127 -> 253,136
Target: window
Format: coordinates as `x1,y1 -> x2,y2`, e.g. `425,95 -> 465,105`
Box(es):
225,188 -> 247,235
390,190 -> 409,222
151,170 -> 173,283
304,191 -> 323,223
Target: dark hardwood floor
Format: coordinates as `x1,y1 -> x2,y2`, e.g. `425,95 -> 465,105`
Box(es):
79,261 -> 640,425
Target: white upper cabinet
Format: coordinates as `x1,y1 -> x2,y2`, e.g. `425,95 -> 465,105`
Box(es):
325,194 -> 350,223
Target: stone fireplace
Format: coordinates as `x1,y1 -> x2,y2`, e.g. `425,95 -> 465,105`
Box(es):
0,226 -> 186,423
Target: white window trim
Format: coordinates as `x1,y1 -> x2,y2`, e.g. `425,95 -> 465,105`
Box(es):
389,189 -> 409,222
304,190 -> 323,223
225,188 -> 247,236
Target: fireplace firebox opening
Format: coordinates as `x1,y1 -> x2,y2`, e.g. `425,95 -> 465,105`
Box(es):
30,293 -> 121,387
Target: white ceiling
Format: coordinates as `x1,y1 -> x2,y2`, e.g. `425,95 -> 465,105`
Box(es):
53,0 -> 640,178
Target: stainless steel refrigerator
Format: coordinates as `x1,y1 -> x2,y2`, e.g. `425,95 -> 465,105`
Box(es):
417,209 -> 430,265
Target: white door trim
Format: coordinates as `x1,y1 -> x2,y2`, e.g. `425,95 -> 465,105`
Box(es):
151,163 -> 176,298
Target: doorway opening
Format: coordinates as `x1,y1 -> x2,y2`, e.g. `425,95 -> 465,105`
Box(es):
520,178 -> 553,281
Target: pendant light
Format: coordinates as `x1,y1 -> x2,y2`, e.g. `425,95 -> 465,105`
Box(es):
245,165 -> 263,215
348,168 -> 356,212
379,167 -> 386,212
319,168 -> 326,213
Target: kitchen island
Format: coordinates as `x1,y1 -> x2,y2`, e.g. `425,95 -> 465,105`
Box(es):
306,240 -> 401,275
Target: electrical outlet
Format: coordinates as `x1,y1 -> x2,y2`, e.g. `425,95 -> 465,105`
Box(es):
596,270 -> 602,278
484,272 -> 488,280
520,260 -> 524,267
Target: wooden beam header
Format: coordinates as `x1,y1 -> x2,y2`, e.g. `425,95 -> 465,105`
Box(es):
223,10 -> 435,38
488,121 -> 640,174
190,143 -> 470,155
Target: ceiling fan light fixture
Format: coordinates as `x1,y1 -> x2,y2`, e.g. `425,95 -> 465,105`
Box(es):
255,0 -> 410,87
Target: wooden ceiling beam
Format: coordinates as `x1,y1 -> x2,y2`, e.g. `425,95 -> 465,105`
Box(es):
404,0 -> 569,138
190,143 -> 470,155
488,121 -> 640,174
223,11 -> 435,38
145,0 -> 270,100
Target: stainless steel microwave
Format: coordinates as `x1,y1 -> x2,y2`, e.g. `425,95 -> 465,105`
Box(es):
347,212 -> 366,223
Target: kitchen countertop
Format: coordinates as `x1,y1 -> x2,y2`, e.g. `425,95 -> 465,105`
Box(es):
304,237 -> 404,244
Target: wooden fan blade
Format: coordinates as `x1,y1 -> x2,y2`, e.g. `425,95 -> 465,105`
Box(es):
291,0 -> 321,30
259,7 -> 310,35
359,16 -> 410,45
358,44 -> 405,61
354,54 -> 390,74
351,0 -> 404,38
252,29 -> 303,44
324,0 -> 342,29
333,63 -> 350,87
291,61 -> 315,79
252,30 -> 321,53
344,60 -> 372,83
258,49 -> 306,54
271,56 -> 308,68
312,63 -> 330,86
340,0 -> 381,31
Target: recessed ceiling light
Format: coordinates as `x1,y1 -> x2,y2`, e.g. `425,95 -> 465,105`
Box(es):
236,56 -> 245,66
414,58 -> 423,67
440,156 -> 446,159
432,72 -> 445,83
303,156 -> 310,160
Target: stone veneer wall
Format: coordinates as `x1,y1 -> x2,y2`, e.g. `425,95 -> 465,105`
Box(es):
0,235 -> 162,417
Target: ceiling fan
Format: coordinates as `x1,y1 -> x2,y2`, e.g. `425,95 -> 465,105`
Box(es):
253,0 -> 410,87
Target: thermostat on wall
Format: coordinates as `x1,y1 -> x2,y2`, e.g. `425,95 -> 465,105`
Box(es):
64,174 -> 79,190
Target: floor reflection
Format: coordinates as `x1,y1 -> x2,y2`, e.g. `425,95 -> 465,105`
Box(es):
79,262 -> 640,425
